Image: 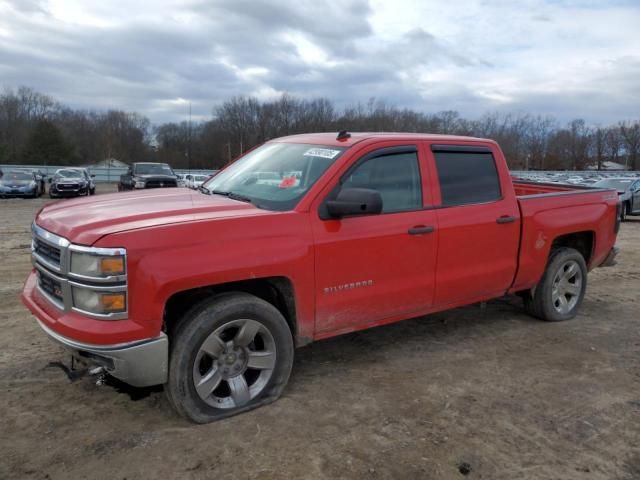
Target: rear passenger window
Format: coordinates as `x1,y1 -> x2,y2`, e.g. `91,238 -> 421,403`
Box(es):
343,152 -> 422,213
433,151 -> 501,206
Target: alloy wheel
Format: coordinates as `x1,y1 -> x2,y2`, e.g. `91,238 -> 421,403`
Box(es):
192,319 -> 277,409
551,260 -> 583,314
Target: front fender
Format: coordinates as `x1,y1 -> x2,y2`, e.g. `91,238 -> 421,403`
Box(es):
96,213 -> 316,341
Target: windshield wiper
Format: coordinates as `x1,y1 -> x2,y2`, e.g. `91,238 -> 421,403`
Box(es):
198,184 -> 212,195
211,190 -> 254,204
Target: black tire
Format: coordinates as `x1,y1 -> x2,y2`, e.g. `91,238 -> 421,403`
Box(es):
165,292 -> 294,423
524,247 -> 587,321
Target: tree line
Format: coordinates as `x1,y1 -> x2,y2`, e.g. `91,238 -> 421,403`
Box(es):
1,86 -> 639,171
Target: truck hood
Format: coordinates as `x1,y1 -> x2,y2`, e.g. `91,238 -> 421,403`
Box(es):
36,188 -> 266,245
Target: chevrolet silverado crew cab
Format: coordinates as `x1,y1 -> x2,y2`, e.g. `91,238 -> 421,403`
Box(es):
22,132 -> 620,423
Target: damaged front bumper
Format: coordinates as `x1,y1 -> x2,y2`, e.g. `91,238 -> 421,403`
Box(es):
36,318 -> 168,387
22,269 -> 168,387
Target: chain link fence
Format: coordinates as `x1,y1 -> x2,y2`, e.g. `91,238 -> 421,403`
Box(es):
0,164 -> 216,183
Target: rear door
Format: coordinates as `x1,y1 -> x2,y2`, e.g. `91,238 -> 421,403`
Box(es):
311,144 -> 438,335
426,144 -> 520,306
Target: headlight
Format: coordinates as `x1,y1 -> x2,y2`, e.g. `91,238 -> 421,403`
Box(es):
134,181 -> 145,188
70,250 -> 126,278
72,287 -> 127,315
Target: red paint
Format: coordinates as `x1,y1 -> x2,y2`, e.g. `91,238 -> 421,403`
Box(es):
22,133 -> 619,347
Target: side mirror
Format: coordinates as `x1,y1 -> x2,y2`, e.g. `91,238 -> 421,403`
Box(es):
326,188 -> 383,219
90,174 -> 96,178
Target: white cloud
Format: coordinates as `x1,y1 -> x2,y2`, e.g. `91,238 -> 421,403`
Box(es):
0,0 -> 638,123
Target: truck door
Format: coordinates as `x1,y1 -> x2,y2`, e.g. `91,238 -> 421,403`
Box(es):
311,145 -> 438,335
427,144 -> 521,306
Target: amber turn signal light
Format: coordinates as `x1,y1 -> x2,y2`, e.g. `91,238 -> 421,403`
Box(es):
101,293 -> 126,312
100,256 -> 125,275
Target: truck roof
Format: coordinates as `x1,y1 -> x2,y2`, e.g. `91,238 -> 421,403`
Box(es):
271,132 -> 495,148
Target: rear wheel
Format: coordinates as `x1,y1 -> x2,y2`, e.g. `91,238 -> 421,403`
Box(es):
524,247 -> 587,321
165,292 -> 294,423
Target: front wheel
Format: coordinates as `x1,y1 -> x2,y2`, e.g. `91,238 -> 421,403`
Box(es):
523,247 -> 587,321
165,292 -> 294,423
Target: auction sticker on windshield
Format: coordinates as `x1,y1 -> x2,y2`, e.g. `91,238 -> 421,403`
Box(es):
303,148 -> 341,159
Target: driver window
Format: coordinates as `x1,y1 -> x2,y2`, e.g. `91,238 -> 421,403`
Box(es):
343,151 -> 422,213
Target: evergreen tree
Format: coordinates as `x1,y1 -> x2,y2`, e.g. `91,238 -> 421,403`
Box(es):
22,119 -> 72,165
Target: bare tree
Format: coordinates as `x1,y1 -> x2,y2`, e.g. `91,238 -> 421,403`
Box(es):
619,120 -> 640,170
604,126 -> 623,166
2,86 -> 639,171
591,126 -> 606,170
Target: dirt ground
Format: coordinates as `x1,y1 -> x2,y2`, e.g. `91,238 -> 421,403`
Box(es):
1,184 -> 639,480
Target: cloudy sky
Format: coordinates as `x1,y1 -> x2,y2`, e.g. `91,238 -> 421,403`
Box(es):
0,0 -> 638,124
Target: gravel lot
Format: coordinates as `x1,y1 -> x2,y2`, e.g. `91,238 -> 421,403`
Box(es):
1,184 -> 639,480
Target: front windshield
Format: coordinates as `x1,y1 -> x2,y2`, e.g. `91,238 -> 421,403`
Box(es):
135,164 -> 174,175
56,169 -> 82,178
594,179 -> 633,191
4,171 -> 32,181
202,143 -> 346,210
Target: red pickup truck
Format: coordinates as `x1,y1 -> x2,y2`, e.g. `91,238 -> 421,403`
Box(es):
22,132 -> 620,423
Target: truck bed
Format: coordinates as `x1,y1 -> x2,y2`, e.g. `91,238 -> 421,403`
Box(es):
509,179 -> 619,293
512,179 -> 596,197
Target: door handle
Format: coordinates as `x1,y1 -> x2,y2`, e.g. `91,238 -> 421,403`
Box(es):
496,215 -> 517,224
408,225 -> 435,235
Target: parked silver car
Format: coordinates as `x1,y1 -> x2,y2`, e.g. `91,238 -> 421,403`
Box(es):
593,177 -> 640,221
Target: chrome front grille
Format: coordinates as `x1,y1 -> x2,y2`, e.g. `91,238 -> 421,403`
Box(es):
31,223 -> 69,273
56,183 -> 80,191
33,237 -> 61,267
37,270 -> 63,302
31,223 -> 128,320
146,179 -> 177,188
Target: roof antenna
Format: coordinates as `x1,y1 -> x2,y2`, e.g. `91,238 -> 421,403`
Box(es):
336,130 -> 351,141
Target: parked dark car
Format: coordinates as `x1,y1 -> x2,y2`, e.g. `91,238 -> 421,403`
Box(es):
49,168 -> 92,198
593,177 -> 640,221
118,163 -> 178,191
0,170 -> 40,198
74,167 -> 96,195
